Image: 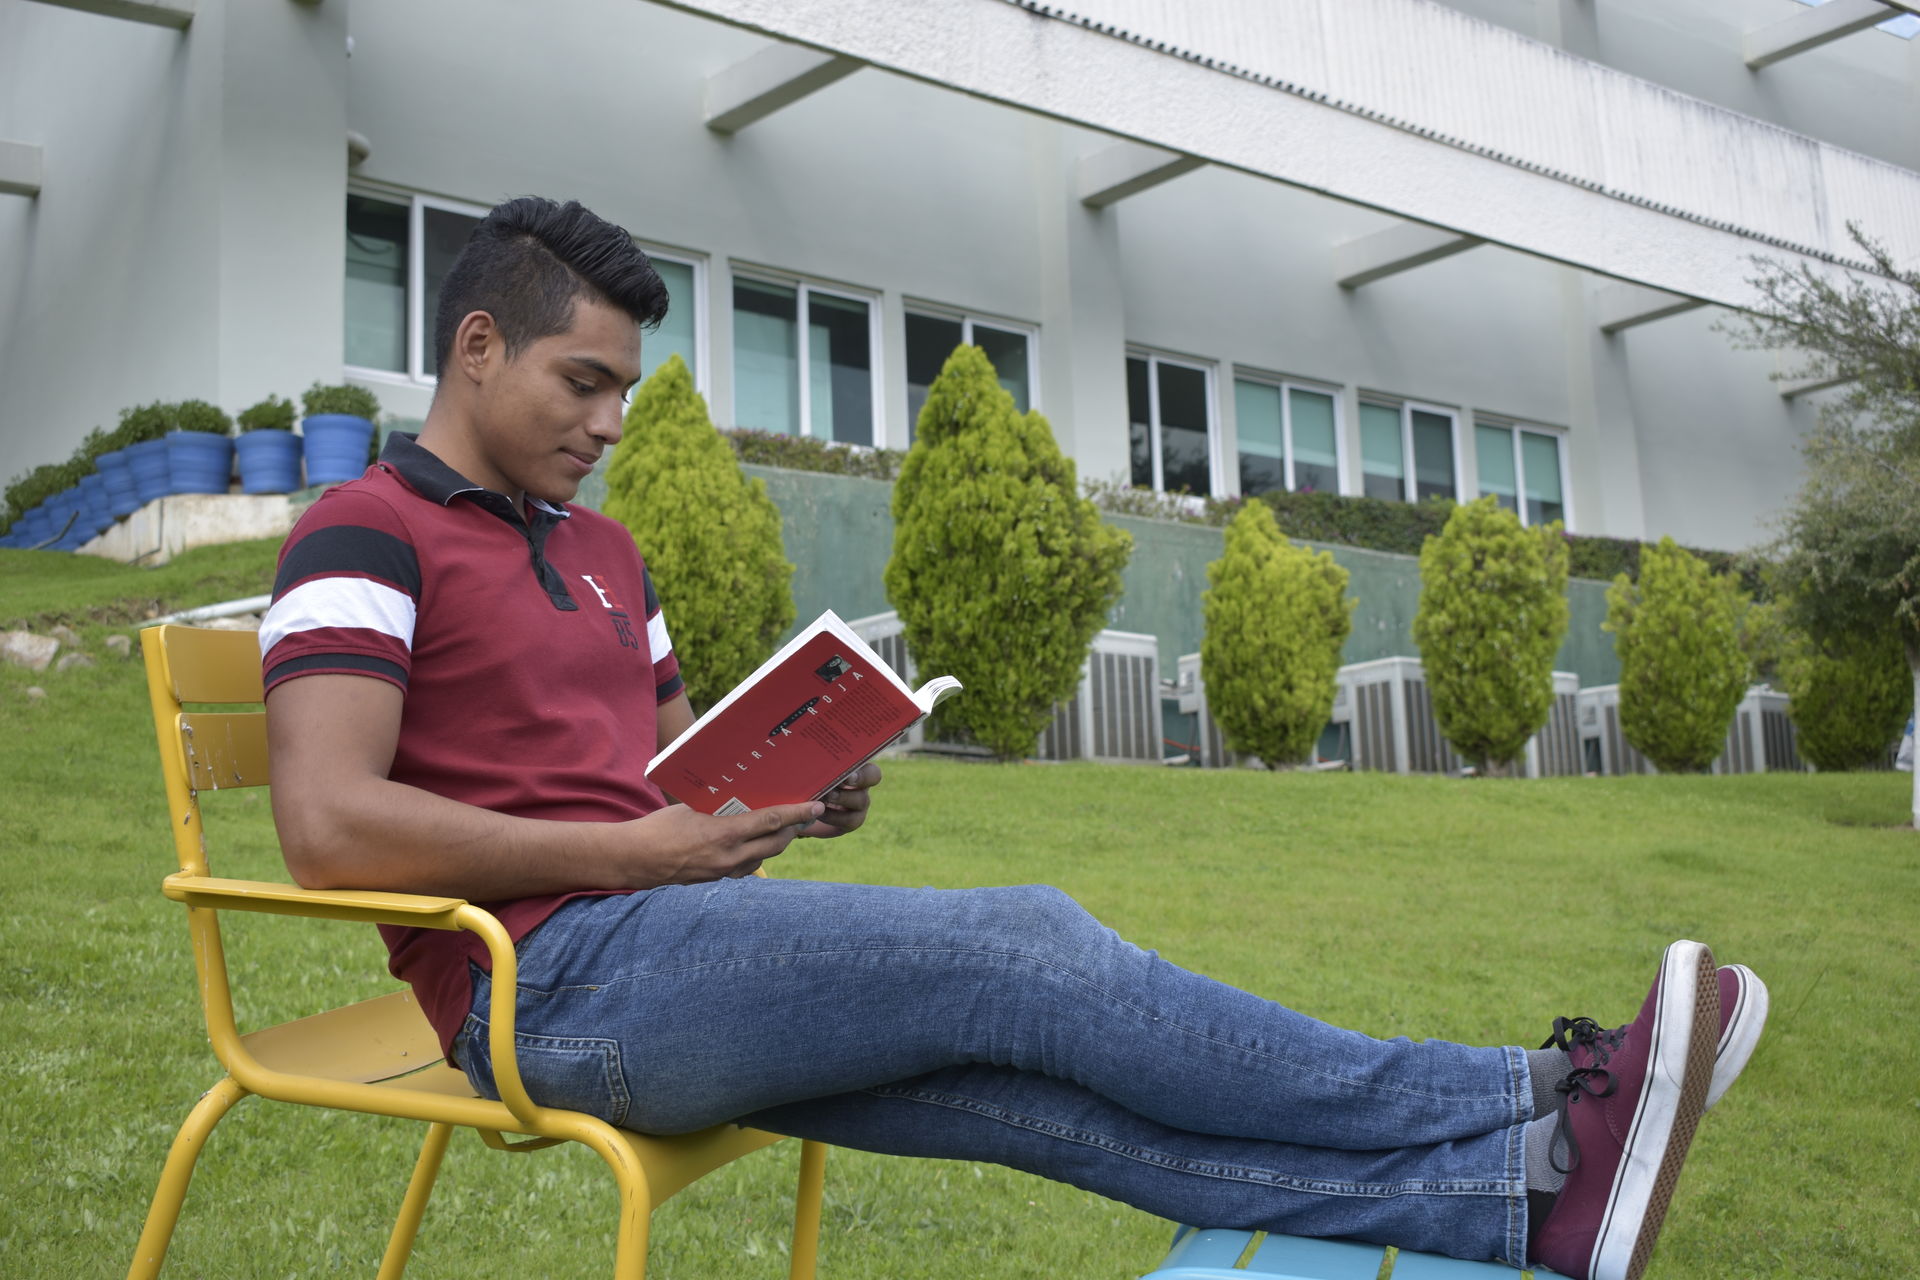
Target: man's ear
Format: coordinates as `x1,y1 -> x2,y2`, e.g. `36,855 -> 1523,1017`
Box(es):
451,310 -> 500,386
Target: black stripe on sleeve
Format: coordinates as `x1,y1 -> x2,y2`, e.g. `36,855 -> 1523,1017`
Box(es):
656,671 -> 685,702
274,525 -> 422,599
264,652 -> 409,689
642,567 -> 661,615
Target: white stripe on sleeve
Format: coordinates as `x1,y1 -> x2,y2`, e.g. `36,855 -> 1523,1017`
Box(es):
260,577 -> 418,655
647,610 -> 672,658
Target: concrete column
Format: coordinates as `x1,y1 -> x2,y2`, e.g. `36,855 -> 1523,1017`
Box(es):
1030,119 -> 1130,485
214,0 -> 348,415
1560,268 -> 1645,540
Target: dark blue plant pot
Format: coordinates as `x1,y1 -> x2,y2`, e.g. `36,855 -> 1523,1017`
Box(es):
302,414 -> 375,486
14,505 -> 51,548
96,448 -> 141,518
166,431 -> 234,495
46,489 -> 87,551
76,474 -> 114,540
235,429 -> 304,494
127,437 -> 171,505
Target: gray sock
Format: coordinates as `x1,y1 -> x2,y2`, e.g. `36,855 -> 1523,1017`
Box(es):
1526,1046 -> 1571,1119
1523,1112 -> 1568,1194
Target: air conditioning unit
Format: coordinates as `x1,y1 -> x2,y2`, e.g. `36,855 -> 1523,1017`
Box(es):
1532,671 -> 1584,778
1175,652 -> 1248,769
1577,684 -> 1805,775
1335,658 -> 1580,776
848,612 -> 1162,763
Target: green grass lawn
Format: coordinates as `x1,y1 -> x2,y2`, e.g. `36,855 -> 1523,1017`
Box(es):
2,543 -> 1917,1278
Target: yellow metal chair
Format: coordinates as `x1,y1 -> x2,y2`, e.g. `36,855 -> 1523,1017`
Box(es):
129,623 -> 828,1279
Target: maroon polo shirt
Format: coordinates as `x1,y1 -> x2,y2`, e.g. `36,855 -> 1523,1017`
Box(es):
260,433 -> 682,1057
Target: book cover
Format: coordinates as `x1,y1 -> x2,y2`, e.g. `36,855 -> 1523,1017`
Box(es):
646,610 -> 960,816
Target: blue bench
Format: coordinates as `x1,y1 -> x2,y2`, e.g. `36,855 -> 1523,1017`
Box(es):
1141,1226 -> 1571,1280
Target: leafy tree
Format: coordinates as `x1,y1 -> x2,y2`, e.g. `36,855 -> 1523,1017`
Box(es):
603,354 -> 793,712
1778,624 -> 1911,772
1604,537 -> 1750,773
1726,226 -> 1920,824
1410,497 -> 1570,775
886,345 -> 1131,759
1200,502 -> 1354,767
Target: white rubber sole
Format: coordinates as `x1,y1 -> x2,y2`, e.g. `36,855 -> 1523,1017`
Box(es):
1588,939 -> 1717,1280
1708,963 -> 1768,1111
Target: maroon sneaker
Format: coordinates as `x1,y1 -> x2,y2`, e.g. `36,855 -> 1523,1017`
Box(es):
1543,962 -> 1766,1111
1529,940 -> 1718,1280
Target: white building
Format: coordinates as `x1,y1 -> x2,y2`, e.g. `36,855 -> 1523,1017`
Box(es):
2,0 -> 1916,553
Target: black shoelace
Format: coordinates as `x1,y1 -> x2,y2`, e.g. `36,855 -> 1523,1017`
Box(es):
1543,1020 -> 1626,1175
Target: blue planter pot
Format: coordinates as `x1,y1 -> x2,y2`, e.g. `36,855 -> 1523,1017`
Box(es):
302,414 -> 375,486
166,431 -> 234,495
96,448 -> 141,518
46,489 -> 87,551
14,505 -> 51,548
235,429 -> 304,494
127,437 -> 171,505
77,474 -> 113,540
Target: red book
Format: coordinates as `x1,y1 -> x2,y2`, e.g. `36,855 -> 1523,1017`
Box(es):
646,609 -> 961,815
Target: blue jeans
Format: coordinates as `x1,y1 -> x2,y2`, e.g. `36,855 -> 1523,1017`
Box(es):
451,879 -> 1530,1264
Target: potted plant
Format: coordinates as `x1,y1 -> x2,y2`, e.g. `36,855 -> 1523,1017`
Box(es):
120,403 -> 174,506
70,429 -> 119,543
301,382 -> 382,486
234,394 -> 303,493
93,420 -> 143,519
166,399 -> 235,495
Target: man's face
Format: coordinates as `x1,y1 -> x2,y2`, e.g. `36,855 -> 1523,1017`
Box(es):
467,293 -> 643,506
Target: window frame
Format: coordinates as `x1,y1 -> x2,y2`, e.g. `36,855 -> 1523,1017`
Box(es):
1229,369 -> 1346,499
1475,417 -> 1573,530
730,267 -> 886,447
342,188 -> 492,387
903,301 -> 1041,416
636,244 -> 709,395
1357,396 -> 1463,504
1127,347 -> 1221,498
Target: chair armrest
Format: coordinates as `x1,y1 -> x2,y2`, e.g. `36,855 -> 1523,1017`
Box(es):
162,873 -> 551,1132
161,873 -> 469,929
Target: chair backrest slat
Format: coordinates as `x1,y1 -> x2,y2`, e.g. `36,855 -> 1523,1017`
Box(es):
163,626 -> 266,705
181,711 -> 271,790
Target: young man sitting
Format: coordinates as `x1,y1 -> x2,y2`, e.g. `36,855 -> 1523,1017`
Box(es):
261,196 -> 1766,1280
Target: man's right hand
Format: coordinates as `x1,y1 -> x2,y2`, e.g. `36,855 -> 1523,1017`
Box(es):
621,801 -> 825,883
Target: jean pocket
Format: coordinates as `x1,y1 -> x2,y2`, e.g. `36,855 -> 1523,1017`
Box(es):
456,1012 -> 632,1129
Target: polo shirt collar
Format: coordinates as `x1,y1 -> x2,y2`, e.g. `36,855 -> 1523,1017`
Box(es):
379,432 -> 573,522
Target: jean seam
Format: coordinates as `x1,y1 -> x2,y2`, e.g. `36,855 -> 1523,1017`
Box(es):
460,1011 -> 633,1128
865,1083 -> 1511,1199
522,943 -> 1514,1110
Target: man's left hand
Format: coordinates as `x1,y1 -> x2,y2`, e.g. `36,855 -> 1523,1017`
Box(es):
801,762 -> 881,838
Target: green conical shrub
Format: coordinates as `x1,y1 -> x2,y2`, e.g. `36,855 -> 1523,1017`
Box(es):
604,355 -> 794,711
886,345 -> 1132,759
1201,502 -> 1354,767
1778,623 -> 1910,772
1412,497 -> 1570,775
1605,537 -> 1750,773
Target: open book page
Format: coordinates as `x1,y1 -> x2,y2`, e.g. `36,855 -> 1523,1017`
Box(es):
646,610 -> 962,815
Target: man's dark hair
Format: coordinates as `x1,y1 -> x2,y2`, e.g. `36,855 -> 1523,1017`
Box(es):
432,196 -> 668,374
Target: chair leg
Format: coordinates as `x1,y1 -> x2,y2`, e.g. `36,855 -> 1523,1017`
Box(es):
375,1123 -> 455,1280
125,1076 -> 250,1280
571,1124 -> 655,1280
788,1140 -> 828,1280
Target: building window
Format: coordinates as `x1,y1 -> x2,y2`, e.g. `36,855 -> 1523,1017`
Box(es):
343,192 -> 488,382
639,251 -> 704,390
1233,377 -> 1341,497
732,275 -> 877,445
905,309 -> 1035,437
1358,400 -> 1458,503
1127,352 -> 1217,496
1476,422 -> 1568,527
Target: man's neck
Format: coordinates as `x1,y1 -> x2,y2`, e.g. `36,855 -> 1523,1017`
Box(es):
415,408 -> 526,520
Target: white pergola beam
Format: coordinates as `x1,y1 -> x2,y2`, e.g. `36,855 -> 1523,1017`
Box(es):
1077,143 -> 1205,208
1744,0 -> 1897,70
1595,282 -> 1707,334
22,0 -> 194,29
705,42 -> 863,134
0,142 -> 44,198
1335,223 -> 1482,289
